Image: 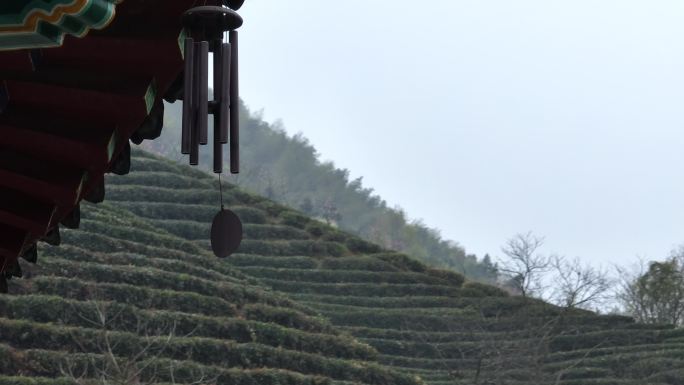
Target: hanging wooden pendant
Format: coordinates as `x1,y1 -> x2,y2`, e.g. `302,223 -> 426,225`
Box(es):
211,209 -> 243,258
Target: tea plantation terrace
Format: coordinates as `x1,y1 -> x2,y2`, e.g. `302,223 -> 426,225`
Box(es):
3,148 -> 684,385
0,162 -> 423,384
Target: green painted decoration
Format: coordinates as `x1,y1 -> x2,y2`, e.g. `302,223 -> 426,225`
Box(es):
0,0 -> 122,51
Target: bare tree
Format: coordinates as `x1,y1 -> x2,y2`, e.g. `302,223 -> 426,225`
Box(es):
405,298 -> 606,385
550,256 -> 613,310
60,301 -> 211,385
499,232 -> 550,298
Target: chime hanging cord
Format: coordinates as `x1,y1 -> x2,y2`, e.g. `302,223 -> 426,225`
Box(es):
218,4 -> 229,210
218,173 -> 225,210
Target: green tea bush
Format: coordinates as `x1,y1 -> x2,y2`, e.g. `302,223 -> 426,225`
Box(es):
460,281 -> 508,297
374,253 -> 427,273
291,293 -> 519,311
556,367 -> 614,380
34,260 -> 297,310
43,247 -> 238,284
320,231 -> 349,243
378,353 -> 477,371
253,200 -> 289,218
279,211 -> 312,229
80,203 -> 160,232
232,206 -> 269,224
318,256 -> 399,272
24,277 -> 238,317
258,279 -> 461,298
74,221 -> 200,254
0,345 -> 342,385
237,240 -> 347,258
304,222 -> 327,238
106,185 -> 227,205
107,171 -> 212,189
323,309 -> 472,331
242,303 -> 333,333
0,317 -> 376,374
243,225 -> 311,241
41,242 -> 251,283
0,296 -> 328,347
344,238 -> 382,254
425,269 -> 465,287
228,255 -> 320,269
127,157 -> 182,173
239,267 -> 452,285
151,219 -> 210,240
123,201 -> 216,221
344,325 -> 531,344
0,377 -> 75,385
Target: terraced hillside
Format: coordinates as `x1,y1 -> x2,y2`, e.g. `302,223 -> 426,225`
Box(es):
84,149 -> 684,385
0,159 -> 423,383
4,148 -> 684,384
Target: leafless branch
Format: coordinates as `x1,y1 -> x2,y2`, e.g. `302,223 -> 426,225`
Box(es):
550,256 -> 613,310
499,232 -> 550,298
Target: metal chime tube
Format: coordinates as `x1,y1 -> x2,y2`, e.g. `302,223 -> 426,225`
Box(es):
189,41 -> 201,165
213,39 -> 224,173
219,42 -> 231,144
198,41 -> 209,145
229,30 -> 240,174
181,37 -> 194,154
181,5 -> 242,173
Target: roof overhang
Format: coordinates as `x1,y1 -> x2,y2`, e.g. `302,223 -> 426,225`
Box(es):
0,0 -> 226,283
0,0 -> 122,51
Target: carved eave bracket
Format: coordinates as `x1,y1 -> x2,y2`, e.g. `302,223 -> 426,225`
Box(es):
0,0 -> 123,51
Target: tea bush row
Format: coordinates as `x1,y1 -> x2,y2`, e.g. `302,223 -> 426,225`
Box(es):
258,280 -> 461,298
289,293 -> 518,310
42,249 -> 240,285
1,295 -> 349,358
228,255 -> 320,269
236,240 -> 348,258
41,242 -> 251,283
16,276 -> 238,317
124,202 -> 268,224
0,318 -> 379,377
34,259 -> 299,310
106,185 -> 232,205
106,171 -> 213,189
0,344 -> 339,385
0,295 -> 333,343
74,220 -> 199,253
237,267 -> 456,286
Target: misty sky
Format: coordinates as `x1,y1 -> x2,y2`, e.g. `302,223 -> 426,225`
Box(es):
235,0 -> 684,267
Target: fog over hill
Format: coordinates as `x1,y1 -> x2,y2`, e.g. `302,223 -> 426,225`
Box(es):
143,102 -> 499,283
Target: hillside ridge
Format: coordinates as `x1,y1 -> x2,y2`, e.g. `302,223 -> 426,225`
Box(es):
105,149 -> 684,384
3,148 -> 684,385
1,151 -> 424,385
145,102 -> 498,282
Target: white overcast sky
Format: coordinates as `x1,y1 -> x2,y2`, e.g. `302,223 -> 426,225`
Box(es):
234,0 -> 684,267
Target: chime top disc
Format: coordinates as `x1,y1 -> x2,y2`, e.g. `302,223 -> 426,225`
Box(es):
224,0 -> 245,11
183,6 -> 243,32
210,209 -> 243,258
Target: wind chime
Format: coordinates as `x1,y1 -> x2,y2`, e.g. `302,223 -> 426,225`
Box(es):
181,2 -> 244,258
